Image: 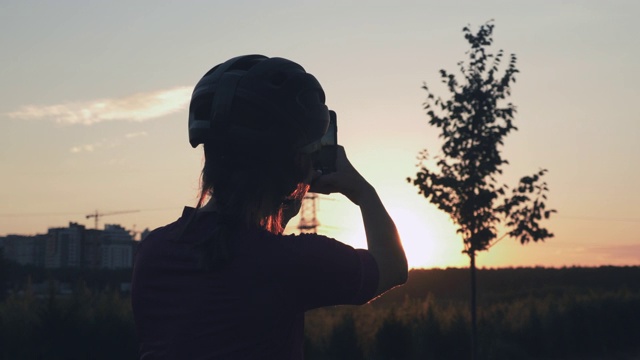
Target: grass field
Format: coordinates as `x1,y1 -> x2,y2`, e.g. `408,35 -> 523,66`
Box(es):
1,265 -> 639,359
305,266 -> 640,359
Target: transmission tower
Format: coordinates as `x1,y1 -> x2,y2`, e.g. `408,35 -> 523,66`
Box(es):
297,193 -> 319,234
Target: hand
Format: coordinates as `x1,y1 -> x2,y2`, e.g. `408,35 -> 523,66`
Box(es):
309,146 -> 373,206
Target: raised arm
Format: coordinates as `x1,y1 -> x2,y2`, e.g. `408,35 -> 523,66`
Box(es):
310,146 -> 408,296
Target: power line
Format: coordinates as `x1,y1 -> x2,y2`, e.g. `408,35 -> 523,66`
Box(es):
0,211 -> 86,217
557,216 -> 640,223
0,207 -> 180,218
2,208 -> 638,224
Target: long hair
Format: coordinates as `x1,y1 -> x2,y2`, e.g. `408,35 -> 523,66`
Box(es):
192,97 -> 312,270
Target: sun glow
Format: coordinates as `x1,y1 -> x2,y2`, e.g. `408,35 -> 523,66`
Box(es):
292,195 -> 469,269
387,207 -> 438,268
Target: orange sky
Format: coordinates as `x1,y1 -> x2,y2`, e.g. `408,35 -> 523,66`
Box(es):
1,1 -> 639,268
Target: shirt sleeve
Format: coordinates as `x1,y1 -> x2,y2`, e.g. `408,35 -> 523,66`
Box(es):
282,233 -> 379,311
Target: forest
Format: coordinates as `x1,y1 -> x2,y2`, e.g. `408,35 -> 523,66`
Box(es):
1,263 -> 639,360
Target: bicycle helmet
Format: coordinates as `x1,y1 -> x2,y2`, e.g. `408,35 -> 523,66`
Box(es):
188,55 -> 330,150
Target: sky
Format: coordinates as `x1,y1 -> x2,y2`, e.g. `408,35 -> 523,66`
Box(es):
1,0 -> 639,269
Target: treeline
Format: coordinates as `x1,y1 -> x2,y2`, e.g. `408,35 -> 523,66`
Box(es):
377,266 -> 640,305
2,259 -> 133,296
0,266 -> 639,359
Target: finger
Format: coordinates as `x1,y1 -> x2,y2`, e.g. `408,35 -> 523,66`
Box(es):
310,170 -> 323,182
308,184 -> 332,194
309,176 -> 337,194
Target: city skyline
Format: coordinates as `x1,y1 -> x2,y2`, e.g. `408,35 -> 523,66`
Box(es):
1,221 -> 137,270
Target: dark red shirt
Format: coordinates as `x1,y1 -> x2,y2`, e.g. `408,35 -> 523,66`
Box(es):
131,207 -> 379,359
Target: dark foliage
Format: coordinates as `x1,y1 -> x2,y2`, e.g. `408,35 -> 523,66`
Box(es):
375,315 -> 413,359
0,249 -> 6,302
1,267 -> 639,359
378,267 -> 640,305
3,259 -> 132,294
303,267 -> 640,360
328,315 -> 365,360
0,282 -> 136,360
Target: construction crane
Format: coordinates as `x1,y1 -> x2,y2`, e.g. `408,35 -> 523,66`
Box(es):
86,210 -> 139,229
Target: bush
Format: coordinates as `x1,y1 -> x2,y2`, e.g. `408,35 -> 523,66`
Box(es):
0,282 -> 137,360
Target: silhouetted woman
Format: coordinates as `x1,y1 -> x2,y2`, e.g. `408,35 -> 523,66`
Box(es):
131,55 -> 407,359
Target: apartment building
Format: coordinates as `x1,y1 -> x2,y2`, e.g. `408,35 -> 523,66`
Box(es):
0,222 -> 137,269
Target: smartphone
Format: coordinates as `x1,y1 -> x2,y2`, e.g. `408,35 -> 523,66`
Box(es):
322,111 -> 337,147
317,110 -> 337,173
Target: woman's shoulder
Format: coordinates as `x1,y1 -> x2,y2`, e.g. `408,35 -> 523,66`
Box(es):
143,208 -> 193,239
264,231 -> 358,259
136,208 -> 202,255
268,231 -> 334,245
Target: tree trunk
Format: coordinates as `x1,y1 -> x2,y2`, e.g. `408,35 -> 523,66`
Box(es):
470,251 -> 478,360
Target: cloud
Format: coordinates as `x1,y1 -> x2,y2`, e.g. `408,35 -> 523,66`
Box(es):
9,87 -> 191,125
69,139 -> 114,153
70,144 -> 99,153
70,132 -> 147,153
124,131 -> 148,139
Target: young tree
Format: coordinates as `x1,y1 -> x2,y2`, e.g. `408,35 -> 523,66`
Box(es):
407,22 -> 555,359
